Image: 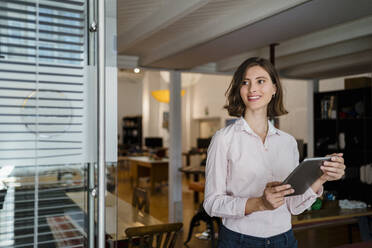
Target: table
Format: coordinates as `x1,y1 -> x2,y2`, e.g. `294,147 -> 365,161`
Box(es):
127,156 -> 169,193
292,207 -> 372,229
66,191 -> 162,240
292,207 -> 372,246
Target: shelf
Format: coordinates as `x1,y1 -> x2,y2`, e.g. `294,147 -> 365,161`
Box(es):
316,117 -> 372,121
122,116 -> 142,148
338,118 -> 367,121
314,85 -> 372,206
315,148 -> 372,153
315,119 -> 337,121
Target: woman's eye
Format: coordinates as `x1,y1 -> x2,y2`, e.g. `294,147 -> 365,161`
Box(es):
258,79 -> 265,84
242,81 -> 249,85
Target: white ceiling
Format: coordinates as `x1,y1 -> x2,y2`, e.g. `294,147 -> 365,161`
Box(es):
117,0 -> 372,79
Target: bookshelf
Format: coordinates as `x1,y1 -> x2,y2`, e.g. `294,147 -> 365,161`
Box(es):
122,116 -> 142,150
314,86 -> 372,205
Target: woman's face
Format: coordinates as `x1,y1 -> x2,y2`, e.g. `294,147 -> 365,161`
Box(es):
240,65 -> 277,114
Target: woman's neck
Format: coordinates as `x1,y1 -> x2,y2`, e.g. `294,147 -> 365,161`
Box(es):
244,110 -> 268,142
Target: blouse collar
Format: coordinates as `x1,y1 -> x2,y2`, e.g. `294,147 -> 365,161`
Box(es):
235,117 -> 279,136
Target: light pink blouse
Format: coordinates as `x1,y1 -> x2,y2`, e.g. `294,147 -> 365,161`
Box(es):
203,117 -> 322,238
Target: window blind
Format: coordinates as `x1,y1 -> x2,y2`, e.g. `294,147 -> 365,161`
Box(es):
0,0 -> 88,247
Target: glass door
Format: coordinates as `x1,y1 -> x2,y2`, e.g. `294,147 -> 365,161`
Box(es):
0,0 -> 96,247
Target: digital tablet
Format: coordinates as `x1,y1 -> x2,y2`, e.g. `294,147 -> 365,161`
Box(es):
282,157 -> 332,196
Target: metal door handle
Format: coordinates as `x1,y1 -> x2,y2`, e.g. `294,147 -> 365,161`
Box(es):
89,21 -> 97,32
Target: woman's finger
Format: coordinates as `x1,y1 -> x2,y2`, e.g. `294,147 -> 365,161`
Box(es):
272,188 -> 294,198
272,184 -> 292,193
323,161 -> 346,169
325,171 -> 344,178
330,156 -> 344,163
321,166 -> 344,173
322,166 -> 344,175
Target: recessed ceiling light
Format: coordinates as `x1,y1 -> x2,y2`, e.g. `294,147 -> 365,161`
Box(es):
134,68 -> 140,73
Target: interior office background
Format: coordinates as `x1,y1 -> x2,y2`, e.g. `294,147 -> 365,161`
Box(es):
117,70 -> 372,156
1,0 -> 372,247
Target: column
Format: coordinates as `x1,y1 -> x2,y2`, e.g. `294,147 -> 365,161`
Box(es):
307,79 -> 319,157
169,70 -> 183,222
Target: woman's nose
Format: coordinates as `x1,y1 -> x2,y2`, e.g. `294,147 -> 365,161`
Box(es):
249,82 -> 258,92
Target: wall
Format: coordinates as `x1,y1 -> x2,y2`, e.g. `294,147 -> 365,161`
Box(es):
319,73 -> 371,92
187,73 -> 232,149
142,71 -> 170,147
117,71 -> 143,143
279,79 -> 309,143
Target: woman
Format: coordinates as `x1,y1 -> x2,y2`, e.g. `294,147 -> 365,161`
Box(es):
203,57 -> 346,248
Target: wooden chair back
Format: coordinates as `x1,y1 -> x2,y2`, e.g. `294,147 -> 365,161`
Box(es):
125,223 -> 183,248
132,187 -> 150,214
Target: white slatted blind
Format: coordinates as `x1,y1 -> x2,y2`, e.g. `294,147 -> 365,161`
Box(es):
0,0 -> 88,247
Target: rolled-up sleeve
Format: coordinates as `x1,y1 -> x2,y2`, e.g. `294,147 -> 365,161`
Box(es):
285,139 -> 323,215
203,131 -> 248,218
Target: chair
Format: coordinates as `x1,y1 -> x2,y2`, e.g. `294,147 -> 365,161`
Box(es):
184,181 -> 221,248
132,187 -> 150,214
125,223 -> 183,248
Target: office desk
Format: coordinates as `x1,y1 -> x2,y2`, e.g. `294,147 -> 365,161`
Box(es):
127,156 -> 169,193
292,207 -> 372,245
292,208 -> 372,230
66,191 -> 162,240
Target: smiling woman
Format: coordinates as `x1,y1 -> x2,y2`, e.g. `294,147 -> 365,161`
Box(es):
203,57 -> 346,248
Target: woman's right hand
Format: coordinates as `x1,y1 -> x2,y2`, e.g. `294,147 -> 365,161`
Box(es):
261,182 -> 294,210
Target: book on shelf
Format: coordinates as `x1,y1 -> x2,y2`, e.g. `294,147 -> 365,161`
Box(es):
321,96 -> 336,119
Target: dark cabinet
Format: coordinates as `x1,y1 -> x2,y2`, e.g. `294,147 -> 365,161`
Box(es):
314,87 -> 372,204
122,116 -> 142,150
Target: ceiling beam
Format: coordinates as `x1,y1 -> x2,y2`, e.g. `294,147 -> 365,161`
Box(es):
277,35 -> 372,70
117,0 -> 210,53
217,15 -> 372,72
117,55 -> 139,69
276,15 -> 372,57
217,49 -> 268,72
139,0 -> 309,66
280,50 -> 372,79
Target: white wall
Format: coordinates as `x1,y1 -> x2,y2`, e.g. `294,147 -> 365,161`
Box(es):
319,73 -> 371,92
279,79 -> 309,143
117,71 -> 142,143
186,74 -> 232,150
142,71 -> 170,147
191,74 -> 231,121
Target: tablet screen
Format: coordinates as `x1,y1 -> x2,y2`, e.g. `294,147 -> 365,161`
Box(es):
282,157 -> 331,196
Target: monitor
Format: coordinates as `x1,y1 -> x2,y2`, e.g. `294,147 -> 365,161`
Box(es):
197,138 -> 211,149
144,137 -> 163,148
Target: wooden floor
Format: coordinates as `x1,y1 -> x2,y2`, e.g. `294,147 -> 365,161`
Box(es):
116,170 -> 363,248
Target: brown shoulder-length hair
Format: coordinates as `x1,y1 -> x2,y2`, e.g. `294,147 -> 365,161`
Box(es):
224,57 -> 288,117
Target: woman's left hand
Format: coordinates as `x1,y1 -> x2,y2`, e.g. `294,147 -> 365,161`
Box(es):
319,153 -> 346,182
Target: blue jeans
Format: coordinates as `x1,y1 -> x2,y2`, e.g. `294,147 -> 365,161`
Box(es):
218,225 -> 298,248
